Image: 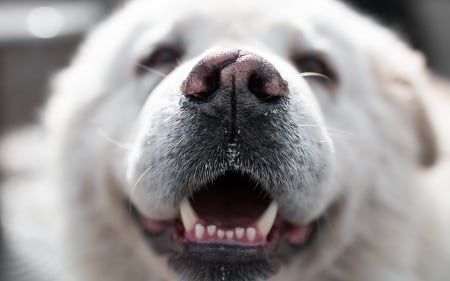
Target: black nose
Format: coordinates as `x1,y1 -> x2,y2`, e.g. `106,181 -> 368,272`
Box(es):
182,49 -> 288,100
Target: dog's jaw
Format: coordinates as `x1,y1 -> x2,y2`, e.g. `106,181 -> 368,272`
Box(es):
127,170 -> 321,281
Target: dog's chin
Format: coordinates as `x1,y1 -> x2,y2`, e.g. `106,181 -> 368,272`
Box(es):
127,171 -> 321,281
170,243 -> 278,281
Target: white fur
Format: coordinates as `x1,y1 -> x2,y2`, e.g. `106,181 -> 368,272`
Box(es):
43,0 -> 450,280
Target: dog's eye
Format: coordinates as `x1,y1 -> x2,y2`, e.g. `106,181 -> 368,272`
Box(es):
147,47 -> 180,66
292,55 -> 335,82
137,45 -> 182,75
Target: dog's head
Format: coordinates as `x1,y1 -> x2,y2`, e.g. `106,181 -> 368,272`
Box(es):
45,0 -> 438,280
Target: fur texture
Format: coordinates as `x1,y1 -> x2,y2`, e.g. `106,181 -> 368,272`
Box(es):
43,0 -> 450,280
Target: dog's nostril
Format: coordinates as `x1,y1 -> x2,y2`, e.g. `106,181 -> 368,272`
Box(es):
182,50 -> 240,99
248,73 -> 283,101
182,68 -> 220,99
248,73 -> 264,97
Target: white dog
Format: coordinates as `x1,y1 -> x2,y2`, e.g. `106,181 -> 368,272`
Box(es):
43,0 -> 450,280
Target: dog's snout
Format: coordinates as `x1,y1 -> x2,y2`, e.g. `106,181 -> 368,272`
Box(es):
182,49 -> 288,100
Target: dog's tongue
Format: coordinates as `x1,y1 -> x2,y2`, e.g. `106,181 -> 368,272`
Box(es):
191,173 -> 271,227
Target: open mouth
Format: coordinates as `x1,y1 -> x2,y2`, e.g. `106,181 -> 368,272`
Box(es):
180,173 -> 277,245
134,172 -> 316,252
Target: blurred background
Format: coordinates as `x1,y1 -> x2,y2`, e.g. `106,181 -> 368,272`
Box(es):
0,0 -> 121,133
0,0 -> 449,280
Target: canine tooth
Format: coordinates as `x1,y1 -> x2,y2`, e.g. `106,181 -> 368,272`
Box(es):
256,201 -> 278,238
217,229 -> 225,239
195,224 -> 205,239
247,227 -> 256,242
180,198 -> 198,232
226,230 -> 234,240
235,227 -> 245,239
207,225 -> 217,236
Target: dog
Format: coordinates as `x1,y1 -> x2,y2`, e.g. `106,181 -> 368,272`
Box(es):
43,0 -> 450,280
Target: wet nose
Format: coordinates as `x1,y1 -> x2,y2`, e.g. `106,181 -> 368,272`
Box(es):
182,49 -> 288,100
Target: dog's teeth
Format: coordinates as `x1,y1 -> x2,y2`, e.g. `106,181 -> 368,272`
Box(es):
207,225 -> 217,236
180,198 -> 198,232
247,227 -> 256,242
195,224 -> 205,239
226,230 -> 234,240
217,229 -> 225,239
235,227 -> 245,239
256,201 -> 278,238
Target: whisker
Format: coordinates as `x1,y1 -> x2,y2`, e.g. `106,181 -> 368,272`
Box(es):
300,72 -> 330,81
128,165 -> 153,214
98,129 -> 132,150
297,124 -> 356,139
135,63 -> 168,78
298,124 -> 322,128
322,125 -> 358,137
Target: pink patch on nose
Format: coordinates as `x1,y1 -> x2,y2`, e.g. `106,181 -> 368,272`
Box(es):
184,76 -> 209,95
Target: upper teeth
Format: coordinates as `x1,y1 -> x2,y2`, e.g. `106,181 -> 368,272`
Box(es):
256,201 -> 278,237
180,198 -> 198,232
179,198 -> 278,241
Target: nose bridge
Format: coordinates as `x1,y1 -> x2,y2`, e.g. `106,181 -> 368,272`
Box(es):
221,51 -> 262,75
201,49 -> 241,73
210,37 -> 261,53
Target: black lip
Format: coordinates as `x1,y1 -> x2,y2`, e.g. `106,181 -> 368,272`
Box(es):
181,243 -> 273,263
170,243 -> 279,281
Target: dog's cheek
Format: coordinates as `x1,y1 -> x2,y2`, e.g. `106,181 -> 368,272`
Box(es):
81,85 -> 151,192
369,52 -> 438,167
356,18 -> 444,168
384,80 -> 438,167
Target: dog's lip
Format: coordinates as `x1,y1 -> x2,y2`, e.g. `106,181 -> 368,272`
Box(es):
139,216 -> 171,232
138,203 -> 314,247
135,172 -> 316,247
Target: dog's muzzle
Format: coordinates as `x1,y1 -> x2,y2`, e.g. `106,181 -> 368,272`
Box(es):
127,48 -> 333,281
